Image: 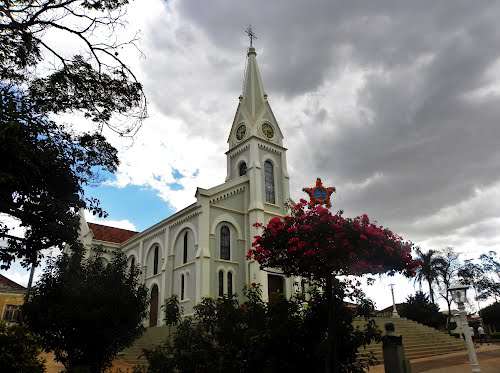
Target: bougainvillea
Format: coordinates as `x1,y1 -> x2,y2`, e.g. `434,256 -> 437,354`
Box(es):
248,199 -> 419,280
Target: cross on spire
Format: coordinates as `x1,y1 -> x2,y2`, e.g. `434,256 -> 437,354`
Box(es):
245,25 -> 257,47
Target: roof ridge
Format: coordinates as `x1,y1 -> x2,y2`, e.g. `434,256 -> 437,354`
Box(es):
87,222 -> 138,233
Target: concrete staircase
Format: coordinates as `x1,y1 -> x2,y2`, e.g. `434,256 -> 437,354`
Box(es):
354,317 -> 466,364
117,326 -> 172,366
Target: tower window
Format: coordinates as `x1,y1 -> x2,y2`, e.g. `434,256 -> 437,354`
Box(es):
264,160 -> 275,204
220,226 -> 230,260
227,272 -> 233,296
239,161 -> 247,176
218,270 -> 224,297
183,231 -> 188,264
153,246 -> 159,275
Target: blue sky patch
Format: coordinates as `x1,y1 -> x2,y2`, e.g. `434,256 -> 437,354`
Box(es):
84,184 -> 174,231
167,182 -> 184,191
171,168 -> 184,180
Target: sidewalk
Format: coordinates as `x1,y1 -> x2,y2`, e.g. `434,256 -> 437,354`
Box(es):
369,344 -> 500,373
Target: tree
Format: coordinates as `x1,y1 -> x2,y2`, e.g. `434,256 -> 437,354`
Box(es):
399,291 -> 446,329
138,284 -> 380,373
479,251 -> 500,301
413,248 -> 441,303
480,302 -> 500,331
22,246 -> 149,373
435,248 -> 461,317
0,0 -> 146,269
0,321 -> 45,373
248,200 -> 419,373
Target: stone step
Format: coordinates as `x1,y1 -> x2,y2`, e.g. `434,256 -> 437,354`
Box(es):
355,317 -> 465,364
117,326 -> 171,365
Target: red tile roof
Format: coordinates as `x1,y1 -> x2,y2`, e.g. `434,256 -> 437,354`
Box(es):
0,274 -> 26,293
88,222 -> 138,244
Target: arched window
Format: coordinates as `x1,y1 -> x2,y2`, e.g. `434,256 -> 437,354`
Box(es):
239,161 -> 247,176
227,272 -> 233,296
153,246 -> 159,275
264,160 -> 275,204
181,274 -> 185,300
183,231 -> 188,264
218,270 -> 224,297
129,256 -> 136,273
220,226 -> 230,260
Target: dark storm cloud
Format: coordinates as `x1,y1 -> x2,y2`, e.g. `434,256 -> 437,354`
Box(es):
144,0 -> 500,248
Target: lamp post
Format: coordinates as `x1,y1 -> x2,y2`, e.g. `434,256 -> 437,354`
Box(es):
448,282 -> 481,373
389,283 -> 400,318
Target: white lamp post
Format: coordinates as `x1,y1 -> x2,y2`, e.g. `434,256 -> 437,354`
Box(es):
389,283 -> 400,318
448,282 -> 481,373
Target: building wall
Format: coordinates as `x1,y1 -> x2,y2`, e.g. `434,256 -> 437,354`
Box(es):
0,291 -> 25,323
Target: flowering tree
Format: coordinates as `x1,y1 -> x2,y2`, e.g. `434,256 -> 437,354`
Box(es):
248,200 -> 419,373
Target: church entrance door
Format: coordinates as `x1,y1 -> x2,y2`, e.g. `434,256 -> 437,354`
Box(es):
268,274 -> 285,303
149,284 -> 159,327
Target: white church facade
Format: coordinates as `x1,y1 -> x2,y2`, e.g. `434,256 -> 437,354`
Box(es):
78,46 -> 295,327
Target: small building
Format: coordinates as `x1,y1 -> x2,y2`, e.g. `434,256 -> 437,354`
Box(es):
0,274 -> 26,324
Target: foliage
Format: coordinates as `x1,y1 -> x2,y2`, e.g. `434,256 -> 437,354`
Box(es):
413,248 -> 441,303
1,89 -> 118,267
248,200 -> 418,279
139,285 -> 380,373
478,252 -> 500,300
23,246 -> 149,373
399,291 -> 446,329
480,302 -> 500,330
0,321 -> 45,373
0,0 -> 146,268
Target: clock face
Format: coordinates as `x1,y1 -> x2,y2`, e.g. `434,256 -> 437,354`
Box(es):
236,124 -> 246,140
262,123 -> 274,139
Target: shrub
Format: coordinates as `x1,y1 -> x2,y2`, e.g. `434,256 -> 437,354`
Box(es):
139,285 -> 381,373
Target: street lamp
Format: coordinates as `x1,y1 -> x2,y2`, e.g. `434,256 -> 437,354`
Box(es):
388,284 -> 400,318
448,282 -> 481,373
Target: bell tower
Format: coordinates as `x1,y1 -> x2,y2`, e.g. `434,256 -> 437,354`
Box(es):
225,43 -> 290,213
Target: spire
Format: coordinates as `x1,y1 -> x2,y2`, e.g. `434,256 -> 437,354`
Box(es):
227,31 -> 284,149
241,47 -> 267,119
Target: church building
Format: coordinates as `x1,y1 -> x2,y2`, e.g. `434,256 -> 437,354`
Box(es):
78,46 -> 294,327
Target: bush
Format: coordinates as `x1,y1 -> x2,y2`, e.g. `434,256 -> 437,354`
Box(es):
0,321 -> 45,373
138,284 -> 381,373
399,291 -> 447,329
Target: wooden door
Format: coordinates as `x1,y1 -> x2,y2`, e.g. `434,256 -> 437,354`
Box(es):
149,285 -> 159,327
268,274 -> 285,303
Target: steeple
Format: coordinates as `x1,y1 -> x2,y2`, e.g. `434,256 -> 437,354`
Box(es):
241,47 -> 267,120
227,45 -> 284,150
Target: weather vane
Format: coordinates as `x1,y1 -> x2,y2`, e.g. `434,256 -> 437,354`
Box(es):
303,178 -> 336,209
245,25 -> 257,47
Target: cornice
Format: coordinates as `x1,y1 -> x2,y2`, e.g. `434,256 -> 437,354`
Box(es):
209,185 -> 246,204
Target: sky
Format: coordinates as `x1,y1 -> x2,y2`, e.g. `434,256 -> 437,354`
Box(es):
3,0 -> 500,311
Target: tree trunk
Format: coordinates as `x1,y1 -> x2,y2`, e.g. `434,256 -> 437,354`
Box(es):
428,278 -> 434,303
325,273 -> 338,373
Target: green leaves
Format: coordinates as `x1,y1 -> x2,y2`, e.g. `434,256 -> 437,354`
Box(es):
22,248 -> 149,372
30,57 -> 143,125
